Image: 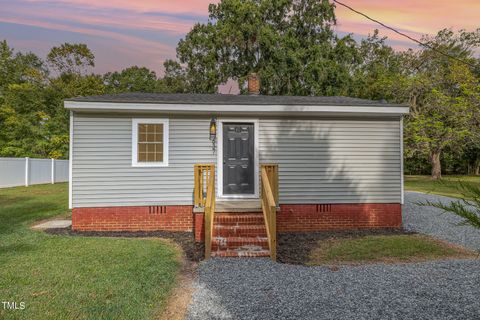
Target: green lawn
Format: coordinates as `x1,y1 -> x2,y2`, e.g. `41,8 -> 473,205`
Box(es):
405,175 -> 480,199
0,183 -> 181,320
308,234 -> 473,266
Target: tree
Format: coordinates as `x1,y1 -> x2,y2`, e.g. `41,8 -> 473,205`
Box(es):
461,70 -> 480,175
0,42 -> 106,158
0,41 -> 50,157
463,139 -> 480,175
44,43 -> 104,158
0,41 -> 47,98
349,30 -> 404,100
401,29 -> 480,179
156,60 -> 188,93
44,73 -> 105,158
47,43 -> 95,75
0,82 -> 48,157
103,66 -> 158,93
175,0 -> 357,94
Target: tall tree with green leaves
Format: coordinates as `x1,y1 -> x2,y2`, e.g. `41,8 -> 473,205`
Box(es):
349,30 -> 404,100
402,29 -> 480,179
44,43 -> 104,158
103,66 -> 158,93
0,41 -> 50,157
47,43 -> 95,76
156,60 -> 188,93
175,0 -> 357,94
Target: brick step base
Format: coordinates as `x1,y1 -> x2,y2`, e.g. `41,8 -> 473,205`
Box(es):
212,236 -> 269,250
214,213 -> 264,225
211,213 -> 270,258
213,224 -> 267,237
211,249 -> 271,258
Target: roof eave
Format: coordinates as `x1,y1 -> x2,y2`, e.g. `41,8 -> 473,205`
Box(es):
64,101 -> 409,115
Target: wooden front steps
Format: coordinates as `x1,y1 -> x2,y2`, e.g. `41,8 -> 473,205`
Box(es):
211,213 -> 270,258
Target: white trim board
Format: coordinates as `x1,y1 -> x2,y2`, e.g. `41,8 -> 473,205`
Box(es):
65,101 -> 409,116
217,118 -> 260,199
68,111 -> 73,209
400,116 -> 404,205
131,118 -> 169,167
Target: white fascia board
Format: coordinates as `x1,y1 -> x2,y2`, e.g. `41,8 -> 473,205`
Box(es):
64,101 -> 409,115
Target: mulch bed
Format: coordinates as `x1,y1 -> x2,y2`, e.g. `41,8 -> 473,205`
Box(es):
277,228 -> 415,265
45,227 -> 415,264
45,228 -> 205,262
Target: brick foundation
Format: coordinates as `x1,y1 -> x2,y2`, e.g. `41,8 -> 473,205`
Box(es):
277,203 -> 402,232
194,213 -> 205,242
72,205 -> 193,231
72,203 -> 402,234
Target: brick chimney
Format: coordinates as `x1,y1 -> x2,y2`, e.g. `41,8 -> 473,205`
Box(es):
247,73 -> 260,95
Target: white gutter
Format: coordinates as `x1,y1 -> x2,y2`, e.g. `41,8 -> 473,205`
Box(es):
64,101 -> 409,115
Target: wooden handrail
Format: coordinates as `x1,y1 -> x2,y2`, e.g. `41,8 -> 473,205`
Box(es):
194,164 -> 215,259
261,164 -> 278,261
194,164 -> 215,208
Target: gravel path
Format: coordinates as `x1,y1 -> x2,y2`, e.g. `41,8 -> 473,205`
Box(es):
404,191 -> 480,251
187,258 -> 480,320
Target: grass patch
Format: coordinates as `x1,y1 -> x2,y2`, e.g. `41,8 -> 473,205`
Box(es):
308,234 -> 474,266
0,183 -> 181,320
404,175 -> 480,199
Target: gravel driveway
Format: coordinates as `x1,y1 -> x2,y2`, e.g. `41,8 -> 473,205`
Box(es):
187,258 -> 480,320
404,191 -> 480,251
187,192 -> 480,320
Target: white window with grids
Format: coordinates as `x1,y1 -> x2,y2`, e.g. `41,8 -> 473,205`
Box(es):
132,119 -> 169,167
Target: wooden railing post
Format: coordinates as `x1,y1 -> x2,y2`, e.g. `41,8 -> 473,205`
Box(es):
204,202 -> 212,259
273,165 -> 279,205
194,165 -> 200,207
194,164 -> 216,259
200,165 -> 204,207
261,164 -> 278,261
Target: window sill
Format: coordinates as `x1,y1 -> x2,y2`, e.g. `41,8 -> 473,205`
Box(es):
132,162 -> 169,167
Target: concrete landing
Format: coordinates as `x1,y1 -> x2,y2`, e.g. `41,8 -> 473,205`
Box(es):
32,219 -> 72,230
194,200 -> 262,213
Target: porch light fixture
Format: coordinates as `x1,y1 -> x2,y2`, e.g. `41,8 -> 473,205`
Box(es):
209,117 -> 217,152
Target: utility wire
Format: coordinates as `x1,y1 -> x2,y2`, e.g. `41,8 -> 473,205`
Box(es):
332,0 -> 477,68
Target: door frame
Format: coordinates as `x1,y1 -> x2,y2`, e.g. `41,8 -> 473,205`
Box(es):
217,118 -> 260,199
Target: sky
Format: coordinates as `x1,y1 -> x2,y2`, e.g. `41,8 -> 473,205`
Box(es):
1,0 -> 479,77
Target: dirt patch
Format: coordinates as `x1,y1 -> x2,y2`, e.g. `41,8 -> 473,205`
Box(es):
277,228 -> 415,265
45,228 -> 205,262
155,256 -> 197,320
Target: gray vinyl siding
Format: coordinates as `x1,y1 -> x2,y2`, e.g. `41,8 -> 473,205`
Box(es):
72,114 -> 215,207
72,113 -> 401,207
259,118 -> 401,204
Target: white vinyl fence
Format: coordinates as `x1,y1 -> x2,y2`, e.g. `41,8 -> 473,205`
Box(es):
0,157 -> 69,188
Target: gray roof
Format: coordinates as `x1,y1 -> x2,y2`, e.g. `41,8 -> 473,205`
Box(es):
66,92 -> 406,107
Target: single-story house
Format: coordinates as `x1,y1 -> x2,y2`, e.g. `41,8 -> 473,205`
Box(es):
65,78 -> 409,258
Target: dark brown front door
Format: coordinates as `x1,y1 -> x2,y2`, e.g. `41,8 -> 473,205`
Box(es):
223,123 -> 255,195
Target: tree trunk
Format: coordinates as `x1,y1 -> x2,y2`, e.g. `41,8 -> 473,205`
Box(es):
475,159 -> 480,176
430,150 -> 442,180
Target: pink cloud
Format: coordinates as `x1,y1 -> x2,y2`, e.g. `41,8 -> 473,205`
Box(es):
334,0 -> 480,44
0,15 -> 174,54
0,14 -> 176,75
25,0 -> 219,15
4,2 -> 194,35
